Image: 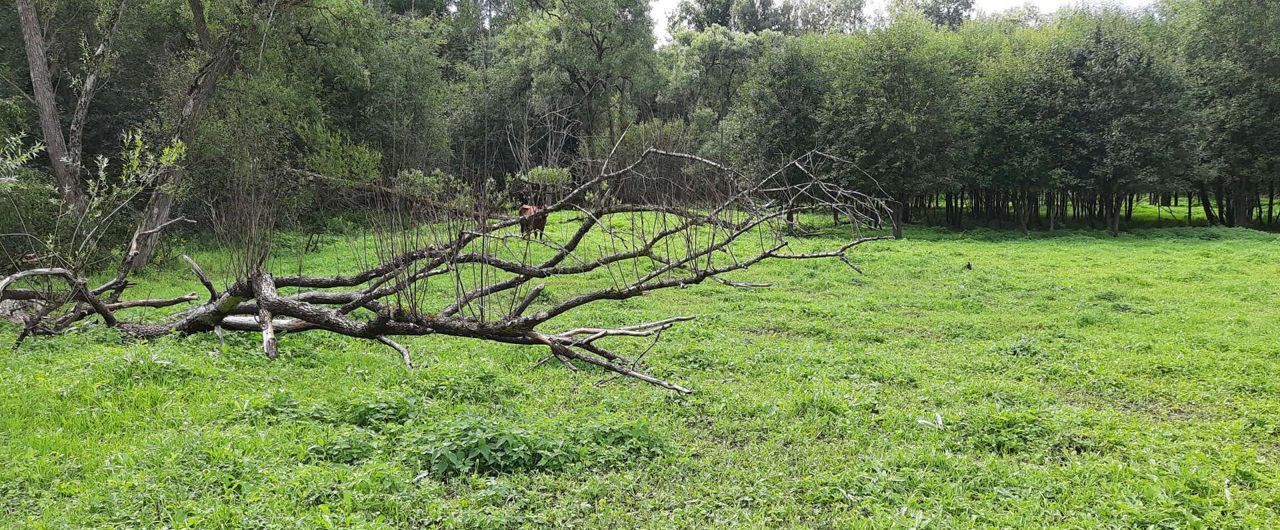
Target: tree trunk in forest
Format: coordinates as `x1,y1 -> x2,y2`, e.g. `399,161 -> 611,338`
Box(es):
125,29 -> 238,270
13,0 -> 128,214
1048,192 -> 1056,231
14,0 -> 83,211
1231,183 -> 1253,228
944,192 -> 952,227
1198,185 -> 1218,226
1017,189 -> 1030,234
1106,190 -> 1121,236
1215,182 -> 1231,227
1029,192 -> 1040,229
1259,180 -> 1269,225
889,200 -> 903,239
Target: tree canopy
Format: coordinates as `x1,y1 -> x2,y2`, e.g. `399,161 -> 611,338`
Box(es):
2,0 -> 1278,256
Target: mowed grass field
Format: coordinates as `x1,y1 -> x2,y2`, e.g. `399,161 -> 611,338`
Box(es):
3,217 -> 1280,528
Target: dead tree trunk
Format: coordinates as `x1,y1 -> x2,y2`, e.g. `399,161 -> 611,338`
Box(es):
125,3 -> 242,270
3,148 -> 890,394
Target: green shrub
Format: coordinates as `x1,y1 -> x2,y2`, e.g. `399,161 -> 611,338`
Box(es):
337,391 -> 419,427
309,426 -> 382,464
954,406 -> 1052,455
571,421 -> 669,465
408,368 -> 522,403
0,136 -> 57,265
522,166 -> 571,186
406,417 -> 573,478
789,393 -> 850,418
237,389 -> 304,422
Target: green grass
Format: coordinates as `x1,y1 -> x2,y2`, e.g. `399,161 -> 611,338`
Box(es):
4,220 -> 1280,528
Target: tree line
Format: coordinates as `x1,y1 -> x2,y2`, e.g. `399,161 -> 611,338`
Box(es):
1,0 -> 1277,266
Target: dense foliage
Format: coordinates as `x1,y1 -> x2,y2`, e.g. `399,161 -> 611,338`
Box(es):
2,0 -> 1278,261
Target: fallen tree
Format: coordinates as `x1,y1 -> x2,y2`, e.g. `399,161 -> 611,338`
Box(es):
1,148 -> 889,393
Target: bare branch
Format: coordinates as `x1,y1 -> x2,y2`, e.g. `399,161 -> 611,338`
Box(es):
377,335 -> 414,368
3,147 -> 889,393
182,254 -> 218,300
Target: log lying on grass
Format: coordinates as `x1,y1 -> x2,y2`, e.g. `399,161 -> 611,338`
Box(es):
1,149 -> 890,393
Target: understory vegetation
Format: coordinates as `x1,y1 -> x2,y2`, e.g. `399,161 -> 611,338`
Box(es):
3,217 -> 1280,527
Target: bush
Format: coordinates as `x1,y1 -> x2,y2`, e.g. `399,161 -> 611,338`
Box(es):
406,416 -> 573,478
522,166 -> 571,186
236,389 -> 305,422
571,421 -> 668,465
0,136 -> 57,267
401,417 -> 669,479
994,335 -> 1042,358
309,426 -> 382,464
337,391 -> 419,428
407,368 -> 523,403
953,406 -> 1052,455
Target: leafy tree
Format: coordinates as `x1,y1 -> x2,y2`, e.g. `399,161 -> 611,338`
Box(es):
726,36 -> 827,175
1052,11 -> 1190,233
1174,0 -> 1280,226
791,0 -> 865,34
964,27 -> 1071,231
904,0 -> 974,30
672,0 -> 863,34
282,6 -> 451,176
658,27 -> 778,121
471,0 -> 657,172
671,0 -> 735,32
818,11 -> 959,237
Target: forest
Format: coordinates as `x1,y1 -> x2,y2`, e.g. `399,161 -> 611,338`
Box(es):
2,0 -> 1280,527
2,0 -> 1277,245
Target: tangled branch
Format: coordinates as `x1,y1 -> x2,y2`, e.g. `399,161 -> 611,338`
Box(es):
1,149 -> 890,393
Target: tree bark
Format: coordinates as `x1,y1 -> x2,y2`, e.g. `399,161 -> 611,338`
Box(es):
66,0 -> 129,173
889,199 -> 904,239
1017,189 -> 1030,234
1198,184 -> 1218,226
125,34 -> 239,270
14,0 -> 82,210
1267,181 -> 1275,225
1187,191 -> 1193,226
1231,182 -> 1253,228
1048,191 -> 1056,231
1106,190 -> 1121,236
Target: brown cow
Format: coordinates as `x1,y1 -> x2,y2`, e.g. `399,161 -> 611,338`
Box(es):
518,204 -> 546,239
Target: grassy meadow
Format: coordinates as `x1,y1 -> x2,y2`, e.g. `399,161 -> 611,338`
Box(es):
3,212 -> 1280,528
